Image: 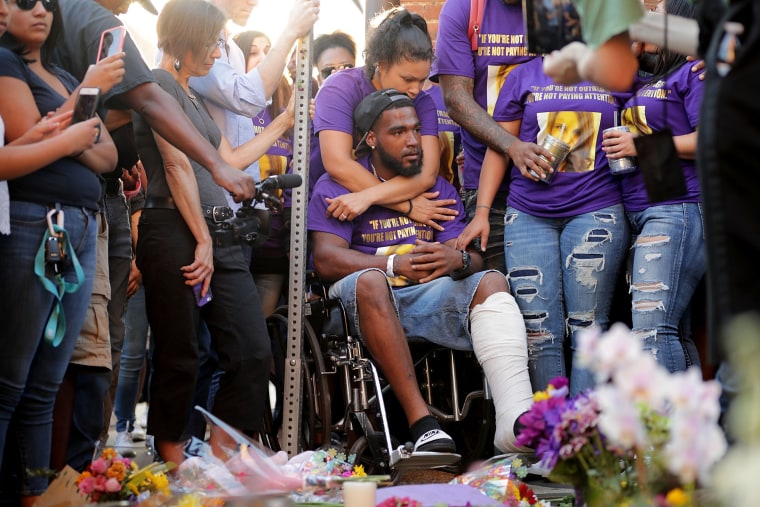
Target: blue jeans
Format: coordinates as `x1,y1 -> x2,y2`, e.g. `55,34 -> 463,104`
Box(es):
504,204 -> 629,395
627,203 -> 705,373
328,268 -> 491,350
114,285 -> 149,433
0,201 -> 96,496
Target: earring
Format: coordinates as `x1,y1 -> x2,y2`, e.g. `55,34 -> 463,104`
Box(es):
173,58 -> 182,72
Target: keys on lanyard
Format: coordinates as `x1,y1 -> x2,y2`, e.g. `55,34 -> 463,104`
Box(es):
45,206 -> 66,272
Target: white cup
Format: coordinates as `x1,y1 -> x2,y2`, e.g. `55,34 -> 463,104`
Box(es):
343,481 -> 377,507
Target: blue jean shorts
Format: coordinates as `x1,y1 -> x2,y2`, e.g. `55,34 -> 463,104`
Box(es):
327,268 -> 499,351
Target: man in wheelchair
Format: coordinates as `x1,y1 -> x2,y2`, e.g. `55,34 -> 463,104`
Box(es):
307,89 -> 533,454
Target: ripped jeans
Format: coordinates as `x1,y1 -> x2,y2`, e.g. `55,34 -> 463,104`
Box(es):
504,204 -> 629,395
627,203 -> 705,373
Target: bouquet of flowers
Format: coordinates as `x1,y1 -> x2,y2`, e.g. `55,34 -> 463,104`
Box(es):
515,324 -> 728,506
76,448 -> 173,503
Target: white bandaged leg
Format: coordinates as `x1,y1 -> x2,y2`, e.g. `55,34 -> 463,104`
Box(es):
470,291 -> 533,453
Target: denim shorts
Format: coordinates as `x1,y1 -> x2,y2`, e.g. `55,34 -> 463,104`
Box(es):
327,268 -> 498,351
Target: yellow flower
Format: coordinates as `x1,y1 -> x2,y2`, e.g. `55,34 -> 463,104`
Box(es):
152,472 -> 170,493
352,465 -> 367,477
665,488 -> 690,506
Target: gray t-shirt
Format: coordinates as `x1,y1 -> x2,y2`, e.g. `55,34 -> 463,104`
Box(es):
133,69 -> 228,209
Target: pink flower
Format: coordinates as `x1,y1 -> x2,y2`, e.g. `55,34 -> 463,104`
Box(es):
104,477 -> 122,493
90,457 -> 108,475
78,476 -> 95,495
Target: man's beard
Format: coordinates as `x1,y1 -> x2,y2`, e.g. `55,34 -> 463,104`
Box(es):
376,143 -> 423,177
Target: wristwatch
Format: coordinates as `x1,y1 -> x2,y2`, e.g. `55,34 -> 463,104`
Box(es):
453,249 -> 471,275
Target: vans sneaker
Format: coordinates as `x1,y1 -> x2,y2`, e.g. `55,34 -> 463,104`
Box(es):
413,428 -> 456,453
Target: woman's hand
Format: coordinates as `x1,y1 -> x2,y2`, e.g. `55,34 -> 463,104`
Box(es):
81,52 -> 126,95
65,117 -> 102,157
11,111 -> 72,145
325,192 -> 372,222
407,191 -> 458,231
507,139 -> 554,181
455,210 -> 490,252
182,238 -> 214,296
602,128 -> 637,159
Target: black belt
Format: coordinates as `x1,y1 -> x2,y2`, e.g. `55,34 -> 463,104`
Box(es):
143,196 -> 233,224
202,203 -> 233,223
144,196 -> 176,209
104,178 -> 123,196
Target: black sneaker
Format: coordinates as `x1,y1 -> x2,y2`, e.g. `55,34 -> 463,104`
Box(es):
413,429 -> 456,453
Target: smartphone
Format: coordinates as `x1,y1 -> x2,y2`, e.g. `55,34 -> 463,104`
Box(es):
193,283 -> 213,307
97,26 -> 127,63
71,87 -> 100,124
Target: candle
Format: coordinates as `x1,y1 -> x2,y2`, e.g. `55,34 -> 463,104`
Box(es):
342,481 -> 377,507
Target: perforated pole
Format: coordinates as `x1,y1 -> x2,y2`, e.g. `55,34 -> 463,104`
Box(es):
283,34 -> 312,457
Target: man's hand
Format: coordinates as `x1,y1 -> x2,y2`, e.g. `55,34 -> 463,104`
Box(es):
285,0 -> 320,40
81,52 -> 126,95
212,164 -> 256,202
407,240 -> 461,284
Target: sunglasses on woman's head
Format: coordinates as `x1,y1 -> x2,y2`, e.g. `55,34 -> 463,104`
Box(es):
320,63 -> 354,80
14,0 -> 58,11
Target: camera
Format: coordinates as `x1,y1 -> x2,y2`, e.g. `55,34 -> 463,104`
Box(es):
213,174 -> 302,248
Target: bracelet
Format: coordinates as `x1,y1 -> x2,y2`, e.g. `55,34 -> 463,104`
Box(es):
476,205 -> 491,211
386,254 -> 397,278
403,199 -> 413,217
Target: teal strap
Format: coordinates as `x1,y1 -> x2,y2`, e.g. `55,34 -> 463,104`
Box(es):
34,224 -> 85,347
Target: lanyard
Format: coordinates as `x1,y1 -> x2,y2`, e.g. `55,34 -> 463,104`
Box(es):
33,206 -> 85,347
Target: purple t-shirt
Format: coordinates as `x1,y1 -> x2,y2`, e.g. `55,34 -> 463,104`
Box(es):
308,155 -> 465,285
619,63 -> 704,212
426,83 -> 460,184
311,66 -> 438,194
495,58 -> 624,218
431,0 -> 533,189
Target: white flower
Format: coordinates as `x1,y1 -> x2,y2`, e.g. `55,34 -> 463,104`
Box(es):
577,323 -> 642,382
611,353 -> 669,410
595,384 -> 648,449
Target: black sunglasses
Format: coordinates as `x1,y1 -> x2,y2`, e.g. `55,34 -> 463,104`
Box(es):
15,0 -> 58,11
320,63 -> 354,80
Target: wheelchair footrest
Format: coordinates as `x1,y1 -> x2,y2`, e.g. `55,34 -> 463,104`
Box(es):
390,445 -> 461,469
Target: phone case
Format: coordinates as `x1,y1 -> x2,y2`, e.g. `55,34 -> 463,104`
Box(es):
71,88 -> 100,124
97,26 -> 126,62
193,283 -> 213,307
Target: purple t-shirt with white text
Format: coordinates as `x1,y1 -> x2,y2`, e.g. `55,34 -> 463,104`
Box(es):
495,58 -> 625,217
431,0 -> 533,189
311,66 -> 438,195
308,154 -> 465,286
619,62 -> 703,212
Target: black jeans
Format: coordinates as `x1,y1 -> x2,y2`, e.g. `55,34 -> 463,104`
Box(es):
136,209 -> 271,441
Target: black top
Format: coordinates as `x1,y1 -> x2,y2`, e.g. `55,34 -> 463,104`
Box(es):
53,0 -> 155,110
0,48 -> 102,209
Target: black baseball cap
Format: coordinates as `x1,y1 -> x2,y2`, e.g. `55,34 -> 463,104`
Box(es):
353,89 -> 415,152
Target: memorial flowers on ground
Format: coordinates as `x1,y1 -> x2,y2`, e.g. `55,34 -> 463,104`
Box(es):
76,447 -> 173,503
515,324 -> 727,506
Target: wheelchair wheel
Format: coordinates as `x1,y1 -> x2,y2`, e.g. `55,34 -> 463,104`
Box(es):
349,435 -> 401,484
265,307 -> 332,451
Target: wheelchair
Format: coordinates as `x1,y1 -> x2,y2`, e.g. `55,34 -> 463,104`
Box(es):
261,273 -> 497,481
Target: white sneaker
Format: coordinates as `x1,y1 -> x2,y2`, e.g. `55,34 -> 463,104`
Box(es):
114,431 -> 134,448
131,423 -> 147,442
135,402 -> 149,429
413,428 -> 456,453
